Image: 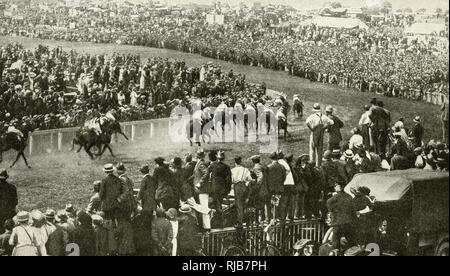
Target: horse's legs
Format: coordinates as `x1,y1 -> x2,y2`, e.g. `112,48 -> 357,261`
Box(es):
105,144 -> 115,158
85,144 -> 95,160
119,131 -> 129,141
10,151 -> 22,168
20,151 -> 31,168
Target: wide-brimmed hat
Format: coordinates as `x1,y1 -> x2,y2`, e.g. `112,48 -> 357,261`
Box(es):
331,149 -> 341,157
0,168 -> 9,180
103,163 -> 114,173
312,103 -> 321,111
179,205 -> 192,214
116,163 -> 126,174
16,211 -> 30,223
413,116 -> 421,123
344,150 -> 354,159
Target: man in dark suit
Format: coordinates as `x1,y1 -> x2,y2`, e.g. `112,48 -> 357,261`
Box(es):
250,155 -> 269,224
368,98 -> 387,156
193,150 -> 211,231
325,106 -> 344,150
208,151 -> 232,228
181,154 -> 196,202
410,116 -> 424,148
0,169 -> 17,234
99,164 -> 124,222
326,182 -> 358,251
153,157 -> 176,210
266,152 -> 286,220
137,165 -> 157,222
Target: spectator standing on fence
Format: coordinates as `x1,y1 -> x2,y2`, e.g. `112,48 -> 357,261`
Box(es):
278,153 -> 297,222
306,103 -> 334,167
325,106 -> 344,151
137,165 -> 157,225
368,98 -> 387,156
0,169 -> 17,234
231,156 -> 253,227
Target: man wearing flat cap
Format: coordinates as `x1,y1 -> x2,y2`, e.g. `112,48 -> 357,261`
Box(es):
0,169 -> 17,234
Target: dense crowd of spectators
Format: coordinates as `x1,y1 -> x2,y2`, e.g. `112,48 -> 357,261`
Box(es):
0,5 -> 448,99
0,43 -> 266,131
0,105 -> 448,255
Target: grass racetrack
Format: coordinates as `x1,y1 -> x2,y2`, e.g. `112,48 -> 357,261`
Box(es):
0,36 -> 445,211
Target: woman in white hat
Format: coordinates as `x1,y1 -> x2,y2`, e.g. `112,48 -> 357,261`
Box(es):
9,211 -> 40,256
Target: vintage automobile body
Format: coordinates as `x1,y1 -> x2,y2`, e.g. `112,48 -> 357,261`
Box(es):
344,169 -> 449,256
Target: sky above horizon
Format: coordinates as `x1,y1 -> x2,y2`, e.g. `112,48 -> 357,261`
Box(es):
163,0 -> 449,10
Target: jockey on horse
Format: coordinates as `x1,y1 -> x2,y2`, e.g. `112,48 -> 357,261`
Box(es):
84,110 -> 117,136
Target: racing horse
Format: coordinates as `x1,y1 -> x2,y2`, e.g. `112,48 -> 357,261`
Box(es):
263,106 -> 290,141
186,116 -> 215,147
70,127 -> 116,159
0,123 -> 35,168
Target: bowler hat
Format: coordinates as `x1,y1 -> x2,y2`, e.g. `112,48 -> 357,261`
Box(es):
250,155 -> 261,162
332,149 -> 341,157
116,163 -> 126,173
154,157 -> 165,165
0,168 -> 9,180
344,150 -> 354,159
140,165 -> 150,174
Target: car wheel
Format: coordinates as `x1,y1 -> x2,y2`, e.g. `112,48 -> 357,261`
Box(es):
222,245 -> 246,256
436,242 -> 449,256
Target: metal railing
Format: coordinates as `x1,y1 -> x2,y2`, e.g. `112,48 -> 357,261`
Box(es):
202,219 -> 325,256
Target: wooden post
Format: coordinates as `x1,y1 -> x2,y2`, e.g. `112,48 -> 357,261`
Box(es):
150,122 -> 154,138
58,132 -> 63,151
29,136 -> 33,156
49,133 -> 53,151
131,125 -> 136,141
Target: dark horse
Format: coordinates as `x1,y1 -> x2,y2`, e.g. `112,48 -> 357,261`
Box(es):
293,99 -> 304,118
0,126 -> 34,168
264,109 -> 289,141
70,120 -> 129,159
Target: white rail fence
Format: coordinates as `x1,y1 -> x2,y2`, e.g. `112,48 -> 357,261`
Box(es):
25,117 -> 174,156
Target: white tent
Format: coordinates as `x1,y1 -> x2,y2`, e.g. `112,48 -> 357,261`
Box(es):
300,16 -> 369,30
405,23 -> 446,36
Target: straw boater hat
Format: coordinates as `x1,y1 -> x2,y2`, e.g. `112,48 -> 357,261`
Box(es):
103,163 -> 114,173
16,211 -> 30,223
344,150 -> 355,159
325,106 -> 333,113
312,103 -> 321,112
179,205 -> 192,214
45,209 -> 56,220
